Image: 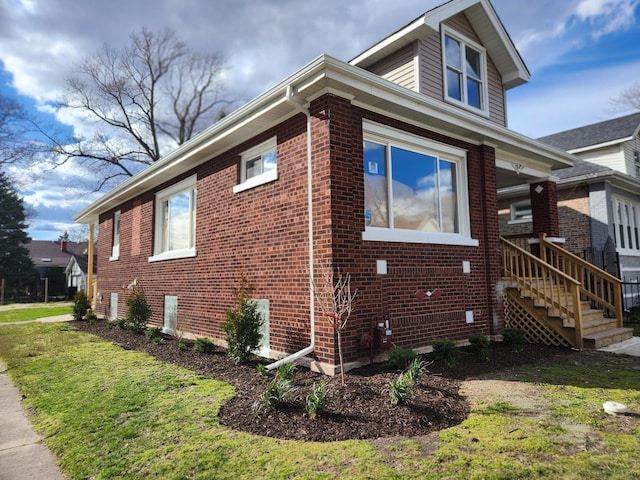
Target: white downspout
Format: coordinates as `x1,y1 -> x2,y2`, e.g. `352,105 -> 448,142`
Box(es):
266,85 -> 315,370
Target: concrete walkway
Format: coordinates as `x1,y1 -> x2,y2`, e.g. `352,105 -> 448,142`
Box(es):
598,336 -> 640,356
0,361 -> 66,480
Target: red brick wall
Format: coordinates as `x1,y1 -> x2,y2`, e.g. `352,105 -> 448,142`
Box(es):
96,93 -> 503,367
558,187 -> 592,254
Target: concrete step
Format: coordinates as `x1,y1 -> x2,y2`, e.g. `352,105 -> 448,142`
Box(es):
583,328 -> 634,349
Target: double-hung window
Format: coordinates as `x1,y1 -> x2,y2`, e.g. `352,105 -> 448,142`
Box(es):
233,137 -> 278,193
362,121 -> 475,246
109,210 -> 121,260
149,175 -> 197,262
442,27 -> 487,113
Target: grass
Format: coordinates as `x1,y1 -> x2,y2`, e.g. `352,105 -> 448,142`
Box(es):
0,305 -> 71,323
0,320 -> 639,479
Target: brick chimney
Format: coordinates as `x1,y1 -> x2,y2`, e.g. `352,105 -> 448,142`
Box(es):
61,240 -> 68,253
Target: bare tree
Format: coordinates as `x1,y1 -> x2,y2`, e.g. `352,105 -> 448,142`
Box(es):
56,27 -> 234,190
0,94 -> 32,166
312,264 -> 358,386
610,82 -> 640,112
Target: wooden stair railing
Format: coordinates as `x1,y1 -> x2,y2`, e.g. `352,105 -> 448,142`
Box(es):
538,234 -> 623,329
501,237 -> 585,347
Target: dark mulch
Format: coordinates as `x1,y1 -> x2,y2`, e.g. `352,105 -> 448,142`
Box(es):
71,320 -> 577,442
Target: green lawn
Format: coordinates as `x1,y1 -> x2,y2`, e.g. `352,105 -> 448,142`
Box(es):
0,321 -> 639,479
0,305 -> 71,323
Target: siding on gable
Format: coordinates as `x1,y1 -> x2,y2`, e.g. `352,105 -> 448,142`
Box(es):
367,43 -> 417,92
575,145 -> 625,173
623,140 -> 639,178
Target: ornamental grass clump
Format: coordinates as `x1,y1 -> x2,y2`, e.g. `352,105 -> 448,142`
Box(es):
306,382 -> 331,419
388,358 -> 430,406
253,378 -> 297,413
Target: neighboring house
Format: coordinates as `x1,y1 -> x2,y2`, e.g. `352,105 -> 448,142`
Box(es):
74,0 -> 576,374
500,112 -> 640,311
25,240 -> 96,297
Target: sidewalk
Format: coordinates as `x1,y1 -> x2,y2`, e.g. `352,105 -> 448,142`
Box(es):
0,361 -> 66,480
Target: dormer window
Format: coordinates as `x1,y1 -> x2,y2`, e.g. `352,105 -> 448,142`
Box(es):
442,27 -> 488,114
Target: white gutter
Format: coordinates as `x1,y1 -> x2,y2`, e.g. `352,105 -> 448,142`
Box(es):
266,85 -> 315,370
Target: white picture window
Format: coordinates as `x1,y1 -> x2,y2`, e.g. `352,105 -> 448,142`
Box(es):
442,27 -> 488,114
149,175 -> 197,262
233,137 -> 278,193
110,210 -> 121,260
362,121 -> 476,246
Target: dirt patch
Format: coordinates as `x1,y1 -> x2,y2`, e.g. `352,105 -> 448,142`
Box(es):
71,319 -> 579,442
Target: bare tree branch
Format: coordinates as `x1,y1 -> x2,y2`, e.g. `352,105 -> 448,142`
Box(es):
58,27 -> 234,191
610,82 -> 640,112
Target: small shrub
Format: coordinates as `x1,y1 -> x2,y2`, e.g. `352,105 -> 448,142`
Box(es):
306,383 -> 331,419
85,309 -> 98,325
253,378 -> 297,413
193,337 -> 215,354
468,333 -> 490,362
113,317 -> 128,329
177,342 -> 186,351
145,327 -> 163,342
125,285 -> 152,333
432,338 -> 460,367
502,328 -> 525,352
72,291 -> 91,321
223,276 -> 263,364
387,345 -> 417,370
276,362 -> 296,380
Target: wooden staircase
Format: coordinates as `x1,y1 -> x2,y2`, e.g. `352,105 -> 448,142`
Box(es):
501,235 -> 633,349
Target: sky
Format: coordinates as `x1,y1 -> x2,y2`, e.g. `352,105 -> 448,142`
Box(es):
1,0 -> 639,240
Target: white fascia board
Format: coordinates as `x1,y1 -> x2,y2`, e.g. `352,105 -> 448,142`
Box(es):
567,137 -> 632,154
322,57 -> 573,169
349,17 -> 433,68
73,56 -> 331,224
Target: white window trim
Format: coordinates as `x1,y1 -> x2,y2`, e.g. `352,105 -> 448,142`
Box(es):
612,196 -> 640,254
441,26 -> 489,116
148,175 -> 197,263
508,200 -> 532,224
109,210 -> 121,261
362,120 -> 476,246
233,137 -> 278,193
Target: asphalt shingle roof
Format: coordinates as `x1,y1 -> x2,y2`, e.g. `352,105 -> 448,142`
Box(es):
538,112 -> 640,151
25,240 -> 96,273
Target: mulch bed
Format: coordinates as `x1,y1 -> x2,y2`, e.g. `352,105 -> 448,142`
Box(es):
71,319 -> 577,442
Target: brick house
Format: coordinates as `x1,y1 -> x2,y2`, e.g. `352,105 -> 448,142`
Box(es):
74,0 -> 574,373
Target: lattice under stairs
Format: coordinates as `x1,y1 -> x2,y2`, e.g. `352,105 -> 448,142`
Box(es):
503,283 -> 633,349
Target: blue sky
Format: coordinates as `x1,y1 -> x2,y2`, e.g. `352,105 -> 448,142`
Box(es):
1,0 -> 639,240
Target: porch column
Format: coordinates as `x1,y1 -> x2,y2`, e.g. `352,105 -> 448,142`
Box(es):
530,178 -> 560,238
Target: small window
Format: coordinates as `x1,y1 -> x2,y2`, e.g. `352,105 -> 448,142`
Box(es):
233,137 -> 278,193
149,176 -> 197,262
509,201 -> 532,223
110,210 -> 121,260
442,27 -> 488,113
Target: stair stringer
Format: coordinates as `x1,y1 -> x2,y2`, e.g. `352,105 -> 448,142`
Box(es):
503,288 -> 572,348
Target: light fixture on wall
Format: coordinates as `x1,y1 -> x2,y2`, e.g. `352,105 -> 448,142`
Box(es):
511,163 -> 524,174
